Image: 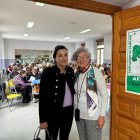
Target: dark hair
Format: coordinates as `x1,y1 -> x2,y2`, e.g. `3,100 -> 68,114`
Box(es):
53,45 -> 67,59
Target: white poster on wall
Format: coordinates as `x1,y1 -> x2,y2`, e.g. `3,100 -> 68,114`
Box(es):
126,28 -> 140,94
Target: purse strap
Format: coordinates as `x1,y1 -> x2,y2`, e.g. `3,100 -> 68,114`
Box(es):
33,127 -> 41,139
33,127 -> 51,140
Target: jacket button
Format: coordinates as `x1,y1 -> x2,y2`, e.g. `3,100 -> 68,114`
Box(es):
56,79 -> 58,82
55,93 -> 57,95
56,86 -> 58,88
56,73 -> 58,75
54,100 -> 56,102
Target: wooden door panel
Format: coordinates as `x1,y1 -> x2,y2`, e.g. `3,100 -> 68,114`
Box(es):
117,116 -> 140,133
135,104 -> 140,121
121,6 -> 140,19
119,62 -> 125,69
119,69 -> 125,77
117,131 -> 129,140
120,36 -> 126,47
119,85 -> 125,93
119,46 -> 126,53
117,130 -> 138,140
120,53 -> 126,62
117,99 -> 132,117
111,5 -> 140,140
122,16 -> 140,30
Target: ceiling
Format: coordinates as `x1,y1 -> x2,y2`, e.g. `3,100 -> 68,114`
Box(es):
0,0 -> 130,43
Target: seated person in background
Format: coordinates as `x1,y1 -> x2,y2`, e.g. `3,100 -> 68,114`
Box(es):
6,63 -> 14,75
30,66 -> 41,80
13,70 -> 31,103
8,66 -> 19,80
25,67 -> 32,82
22,67 -> 33,101
29,66 -> 41,103
104,64 -> 111,83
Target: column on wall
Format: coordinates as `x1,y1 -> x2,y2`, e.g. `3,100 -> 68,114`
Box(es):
74,39 -> 97,63
4,39 -> 15,68
104,34 -> 112,64
0,34 -> 5,68
85,39 -> 97,63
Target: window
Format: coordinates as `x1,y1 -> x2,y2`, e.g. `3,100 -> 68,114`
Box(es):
96,39 -> 104,65
97,45 -> 104,65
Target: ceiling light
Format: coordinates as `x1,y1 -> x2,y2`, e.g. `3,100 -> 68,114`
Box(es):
35,2 -> 45,7
24,34 -> 28,37
64,37 -> 70,40
80,29 -> 92,34
27,22 -> 34,28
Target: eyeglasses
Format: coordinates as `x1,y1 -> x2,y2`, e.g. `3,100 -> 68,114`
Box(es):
77,56 -> 88,60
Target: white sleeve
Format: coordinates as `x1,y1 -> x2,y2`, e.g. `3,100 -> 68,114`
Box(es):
94,67 -> 109,116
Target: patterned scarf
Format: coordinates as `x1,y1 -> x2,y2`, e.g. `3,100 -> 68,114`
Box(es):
75,66 -> 98,117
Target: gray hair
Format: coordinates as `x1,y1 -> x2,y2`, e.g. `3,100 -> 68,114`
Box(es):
71,47 -> 91,61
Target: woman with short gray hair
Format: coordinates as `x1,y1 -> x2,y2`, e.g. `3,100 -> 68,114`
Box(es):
72,47 -> 108,140
72,47 -> 91,61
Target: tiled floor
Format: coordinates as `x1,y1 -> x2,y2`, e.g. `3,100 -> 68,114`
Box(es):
0,100 -> 110,140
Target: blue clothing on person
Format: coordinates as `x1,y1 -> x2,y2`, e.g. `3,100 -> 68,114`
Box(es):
32,79 -> 40,85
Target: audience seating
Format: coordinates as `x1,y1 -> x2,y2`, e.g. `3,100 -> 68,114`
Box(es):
4,79 -> 22,112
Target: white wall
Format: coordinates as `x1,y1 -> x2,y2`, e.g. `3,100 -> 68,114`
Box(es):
123,0 -> 140,9
74,39 -> 97,63
85,39 -> 97,62
84,35 -> 112,64
4,39 -> 75,67
84,36 -> 112,64
104,34 -> 112,64
4,34 -> 112,67
0,34 -> 4,68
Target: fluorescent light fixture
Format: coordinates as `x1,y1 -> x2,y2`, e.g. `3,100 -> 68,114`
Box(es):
36,2 -> 45,6
27,22 -> 34,28
80,29 -> 91,34
24,34 -> 28,37
64,37 -> 70,40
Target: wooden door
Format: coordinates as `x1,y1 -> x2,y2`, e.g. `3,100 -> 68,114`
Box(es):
111,6 -> 140,140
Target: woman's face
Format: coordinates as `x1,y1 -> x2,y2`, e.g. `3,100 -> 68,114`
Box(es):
55,49 -> 68,68
76,51 -> 89,69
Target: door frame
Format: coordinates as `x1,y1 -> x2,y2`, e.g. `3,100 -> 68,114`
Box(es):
31,0 -> 121,15
31,0 -> 123,139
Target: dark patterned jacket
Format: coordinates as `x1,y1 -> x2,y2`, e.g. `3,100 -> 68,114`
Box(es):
39,65 -> 75,123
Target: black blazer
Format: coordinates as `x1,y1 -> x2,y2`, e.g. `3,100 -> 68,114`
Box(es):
39,65 -> 75,123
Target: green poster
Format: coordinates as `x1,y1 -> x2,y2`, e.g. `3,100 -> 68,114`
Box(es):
126,29 -> 140,95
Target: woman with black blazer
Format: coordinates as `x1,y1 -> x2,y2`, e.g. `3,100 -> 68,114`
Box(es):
39,45 -> 75,140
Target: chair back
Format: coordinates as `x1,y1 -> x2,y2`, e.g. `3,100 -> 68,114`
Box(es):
8,79 -> 14,87
8,79 -> 17,94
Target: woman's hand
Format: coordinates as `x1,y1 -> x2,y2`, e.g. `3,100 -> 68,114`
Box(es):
40,122 -> 48,129
97,116 -> 105,128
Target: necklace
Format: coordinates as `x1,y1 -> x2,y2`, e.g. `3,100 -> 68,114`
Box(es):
76,72 -> 87,109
